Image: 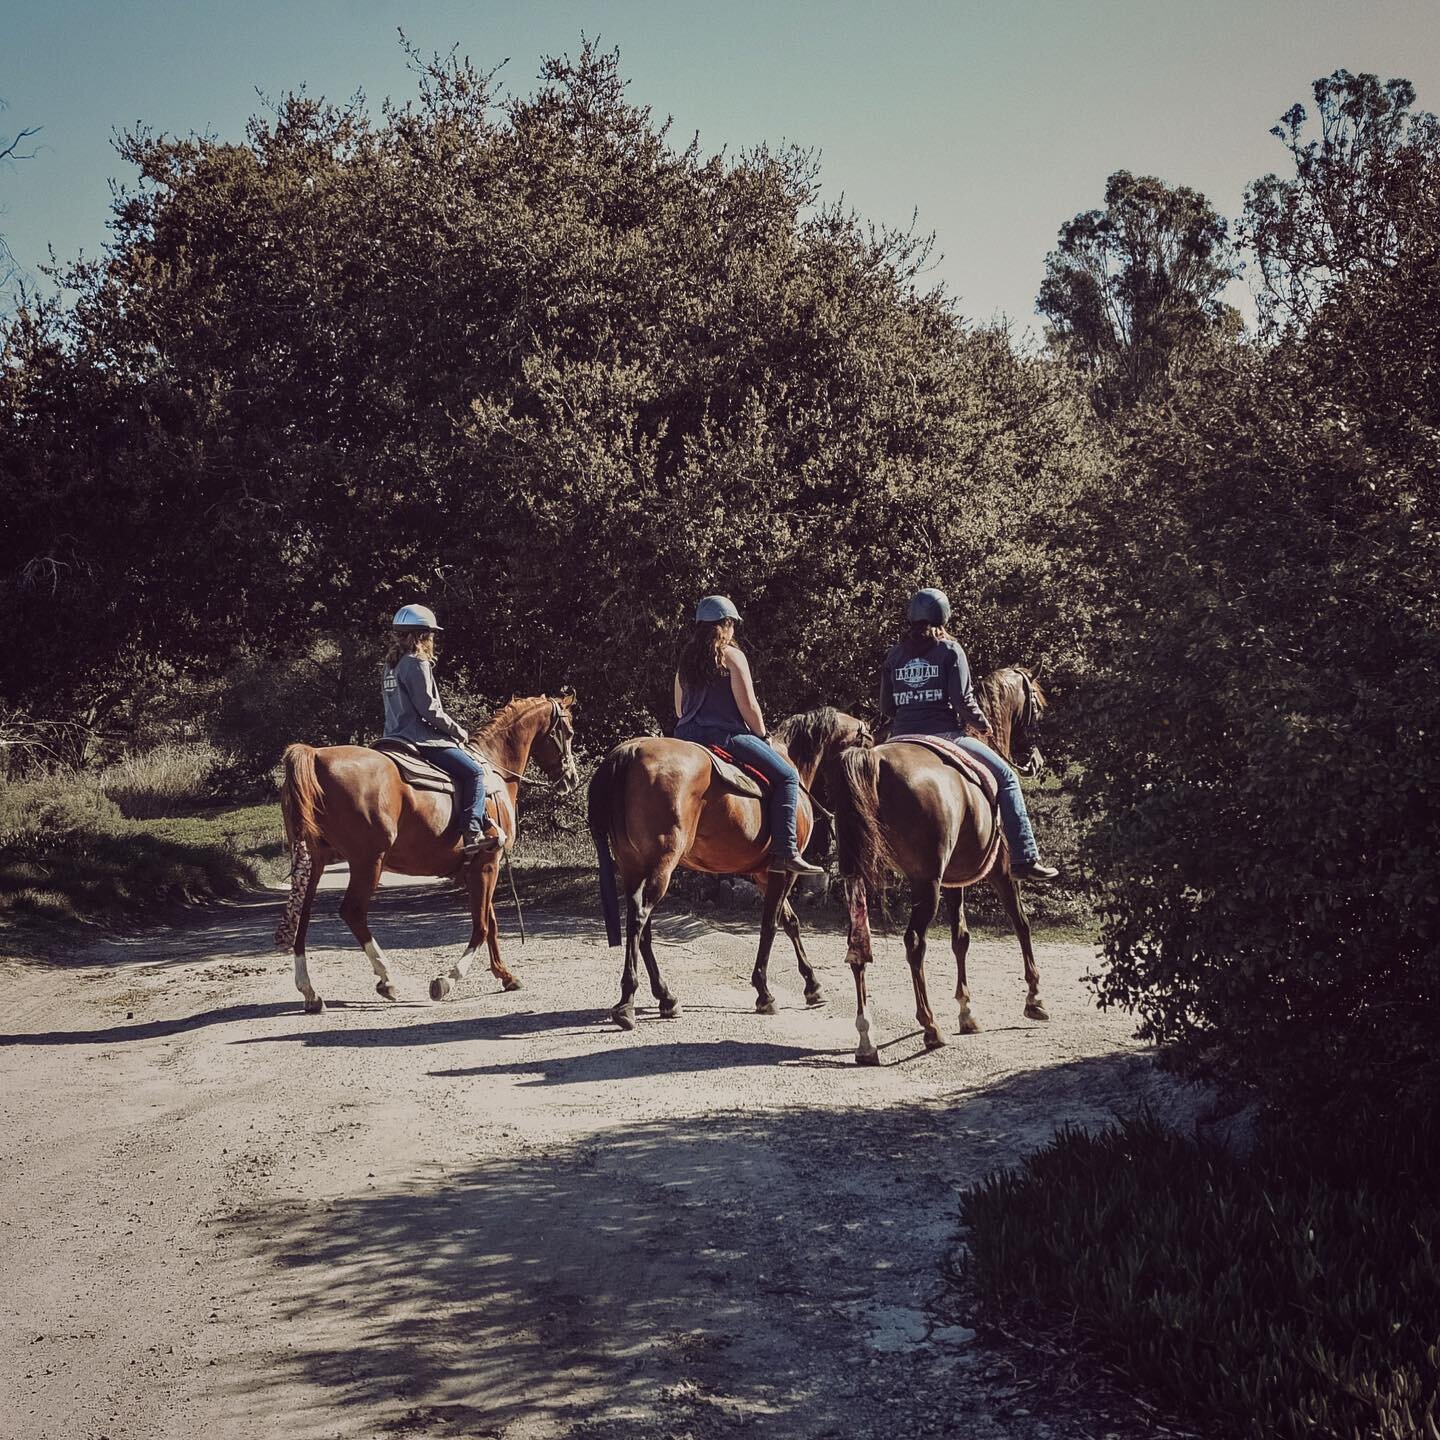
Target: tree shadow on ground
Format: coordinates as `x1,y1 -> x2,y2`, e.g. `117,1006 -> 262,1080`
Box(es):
223,1052 -> 1171,1439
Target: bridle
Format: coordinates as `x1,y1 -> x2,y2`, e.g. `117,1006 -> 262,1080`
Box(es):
485,697 -> 575,787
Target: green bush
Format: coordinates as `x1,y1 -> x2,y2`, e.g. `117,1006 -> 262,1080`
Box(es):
0,770 -> 122,844
961,1116 -> 1440,1440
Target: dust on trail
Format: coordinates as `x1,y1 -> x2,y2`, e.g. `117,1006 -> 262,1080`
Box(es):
1,872 -> 1192,1440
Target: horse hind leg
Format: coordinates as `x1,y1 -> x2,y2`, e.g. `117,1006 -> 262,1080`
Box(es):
338,854 -> 400,1002
906,879 -> 945,1050
613,861 -> 676,1031
282,842 -> 326,1014
947,889 -> 980,1034
639,912 -> 679,1019
990,869 -> 1048,1021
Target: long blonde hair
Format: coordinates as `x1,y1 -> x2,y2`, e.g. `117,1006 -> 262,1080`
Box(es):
384,629 -> 436,669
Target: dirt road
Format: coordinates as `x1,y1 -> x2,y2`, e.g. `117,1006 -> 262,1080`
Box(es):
1,873 -> 1193,1439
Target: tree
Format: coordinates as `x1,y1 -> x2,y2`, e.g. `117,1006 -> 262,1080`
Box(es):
1241,69 -> 1440,334
0,43 -> 1103,757
0,97 -> 40,287
1079,77 -> 1440,1116
1037,170 -> 1238,413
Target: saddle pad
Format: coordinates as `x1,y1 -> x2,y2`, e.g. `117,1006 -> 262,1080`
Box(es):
679,741 -> 766,799
370,738 -> 494,797
887,735 -> 1000,807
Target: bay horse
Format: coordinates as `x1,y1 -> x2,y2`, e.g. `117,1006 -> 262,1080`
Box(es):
828,666 -> 1050,1064
586,707 -> 872,1030
276,693 -> 579,1012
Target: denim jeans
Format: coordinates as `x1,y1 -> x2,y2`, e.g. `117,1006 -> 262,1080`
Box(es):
935,732 -> 1040,866
678,725 -> 802,858
426,745 -> 490,832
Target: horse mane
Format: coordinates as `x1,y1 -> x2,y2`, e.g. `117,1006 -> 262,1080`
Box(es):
769,706 -> 841,774
474,695 -> 550,745
977,667 -> 1047,762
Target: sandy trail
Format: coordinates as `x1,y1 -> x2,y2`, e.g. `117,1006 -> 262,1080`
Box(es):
1,872 -> 1180,1439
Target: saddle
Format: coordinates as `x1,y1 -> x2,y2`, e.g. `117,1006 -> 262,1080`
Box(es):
685,742 -> 769,800
888,735 -> 1000,807
370,737 -> 495,797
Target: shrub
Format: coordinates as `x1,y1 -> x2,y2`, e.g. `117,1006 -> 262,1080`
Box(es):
98,741 -> 227,818
961,1116 -> 1440,1440
0,770 -> 122,845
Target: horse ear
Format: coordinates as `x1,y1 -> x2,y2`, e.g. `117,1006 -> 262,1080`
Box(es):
558,684 -> 576,703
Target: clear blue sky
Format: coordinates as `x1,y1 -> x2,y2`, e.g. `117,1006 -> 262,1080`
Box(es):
4,0 -> 1439,336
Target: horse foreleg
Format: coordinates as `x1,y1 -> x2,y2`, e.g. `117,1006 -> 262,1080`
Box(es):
845,879 -> 880,1065
485,893 -> 522,993
284,843 -> 326,1014
990,870 -> 1048,1021
946,889 -> 979,1034
338,854 -> 399,1001
751,871 -> 789,1015
778,890 -> 824,1007
906,879 -> 945,1050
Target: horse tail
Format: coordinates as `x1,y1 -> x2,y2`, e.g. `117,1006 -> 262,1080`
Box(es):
828,747 -> 894,910
280,743 -> 326,854
587,748 -> 630,948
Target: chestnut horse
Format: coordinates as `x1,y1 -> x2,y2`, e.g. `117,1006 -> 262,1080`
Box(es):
829,666 -> 1050,1063
586,707 -> 872,1030
276,693 -> 579,1012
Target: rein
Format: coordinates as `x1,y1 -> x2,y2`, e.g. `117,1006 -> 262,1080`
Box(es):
468,698 -> 568,787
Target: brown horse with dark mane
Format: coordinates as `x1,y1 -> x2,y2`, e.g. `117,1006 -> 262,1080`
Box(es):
587,707 -> 872,1030
827,666 -> 1050,1063
276,693 -> 579,1012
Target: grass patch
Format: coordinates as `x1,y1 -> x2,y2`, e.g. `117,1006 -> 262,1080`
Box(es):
959,1115 -> 1440,1440
0,799 -> 286,952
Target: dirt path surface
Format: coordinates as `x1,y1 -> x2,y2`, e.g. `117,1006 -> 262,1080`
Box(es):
2,874 -> 1188,1440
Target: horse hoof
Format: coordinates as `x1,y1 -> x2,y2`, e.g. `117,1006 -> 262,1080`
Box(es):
755,998 -> 777,1016
958,1015 -> 981,1035
611,1007 -> 636,1032
429,976 -> 452,1002
502,978 -> 523,993
376,981 -> 400,1002
805,990 -> 826,1008
659,1001 -> 682,1019
303,996 -> 324,1015
924,1031 -> 948,1051
856,1050 -> 881,1067
1024,1002 -> 1050,1022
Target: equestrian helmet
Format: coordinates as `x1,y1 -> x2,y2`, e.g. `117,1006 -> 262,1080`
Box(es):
695,595 -> 742,624
907,587 -> 952,625
392,603 -> 443,632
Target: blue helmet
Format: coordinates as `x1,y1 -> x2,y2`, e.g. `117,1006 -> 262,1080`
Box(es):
392,603 -> 442,632
695,595 -> 742,624
907,588 -> 951,625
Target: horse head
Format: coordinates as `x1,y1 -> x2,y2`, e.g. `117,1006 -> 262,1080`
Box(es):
532,691 -> 581,794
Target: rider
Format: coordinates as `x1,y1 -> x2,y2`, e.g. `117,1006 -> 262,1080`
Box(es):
382,604 -> 506,857
879,588 -> 1058,882
672,595 -> 824,876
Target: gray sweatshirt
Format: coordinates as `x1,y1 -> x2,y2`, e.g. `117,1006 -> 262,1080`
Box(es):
879,636 -> 991,738
382,655 -> 468,748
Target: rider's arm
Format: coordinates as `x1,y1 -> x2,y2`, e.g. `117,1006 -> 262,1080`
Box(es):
946,643 -> 991,735
398,656 -> 469,744
674,672 -> 684,720
726,647 -> 768,738
879,664 -> 895,719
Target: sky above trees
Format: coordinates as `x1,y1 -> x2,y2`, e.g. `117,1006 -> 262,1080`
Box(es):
4,0 -> 1440,334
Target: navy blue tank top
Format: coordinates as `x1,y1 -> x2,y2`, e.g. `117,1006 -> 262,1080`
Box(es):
675,671 -> 748,743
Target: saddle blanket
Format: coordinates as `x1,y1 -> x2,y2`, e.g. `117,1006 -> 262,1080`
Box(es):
887,734 -> 999,807
370,738 -> 496,797
705,742 -> 770,798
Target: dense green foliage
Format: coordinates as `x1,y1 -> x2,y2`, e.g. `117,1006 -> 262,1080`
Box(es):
962,1116 -> 1440,1440
0,44 -> 1099,759
1037,170 -> 1238,413
1079,73 -> 1440,1109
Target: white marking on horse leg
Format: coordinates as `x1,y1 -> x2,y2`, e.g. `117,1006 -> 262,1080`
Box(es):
448,944 -> 480,982
364,938 -> 391,984
855,1002 -> 879,1062
294,951 -> 318,1004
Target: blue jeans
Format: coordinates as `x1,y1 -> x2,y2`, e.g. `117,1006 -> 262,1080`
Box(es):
935,733 -> 1040,866
426,746 -> 490,833
678,725 -> 802,858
